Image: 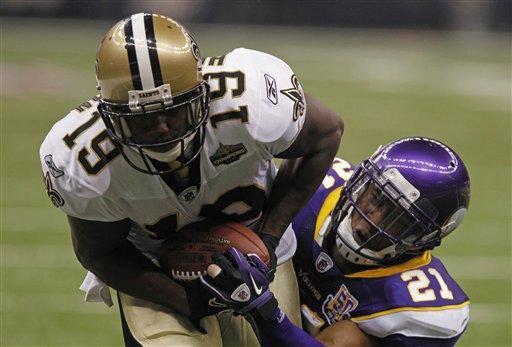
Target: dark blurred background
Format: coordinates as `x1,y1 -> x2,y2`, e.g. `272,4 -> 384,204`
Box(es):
1,0 -> 511,31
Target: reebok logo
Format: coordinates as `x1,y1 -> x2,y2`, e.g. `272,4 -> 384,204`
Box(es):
44,154 -> 64,178
264,74 -> 278,105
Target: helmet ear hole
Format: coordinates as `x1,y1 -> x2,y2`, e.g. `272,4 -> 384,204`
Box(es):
440,208 -> 468,237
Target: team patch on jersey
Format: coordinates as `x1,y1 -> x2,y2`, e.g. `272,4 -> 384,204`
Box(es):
209,143 -> 248,166
43,171 -> 65,207
322,284 -> 358,324
264,74 -> 278,105
315,252 -> 334,273
280,74 -> 305,121
44,154 -> 64,178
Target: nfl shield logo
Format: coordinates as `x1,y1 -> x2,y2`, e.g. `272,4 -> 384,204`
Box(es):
178,186 -> 198,202
315,252 -> 334,273
231,283 -> 251,302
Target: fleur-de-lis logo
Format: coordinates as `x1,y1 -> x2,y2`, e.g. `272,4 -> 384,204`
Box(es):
280,74 -> 305,121
43,172 -> 65,208
186,30 -> 202,69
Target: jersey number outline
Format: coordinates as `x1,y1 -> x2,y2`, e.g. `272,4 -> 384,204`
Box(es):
200,185 -> 265,222
204,70 -> 248,128
322,158 -> 354,189
143,185 -> 265,239
63,110 -> 120,175
401,268 -> 454,302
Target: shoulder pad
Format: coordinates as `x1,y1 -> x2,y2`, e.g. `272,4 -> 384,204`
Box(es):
204,48 -> 306,156
351,256 -> 469,338
39,99 -> 124,221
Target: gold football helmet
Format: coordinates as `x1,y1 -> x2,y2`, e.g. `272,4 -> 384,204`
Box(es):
96,13 -> 209,174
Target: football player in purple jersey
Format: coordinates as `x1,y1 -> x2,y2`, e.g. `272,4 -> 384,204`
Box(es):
201,137 -> 471,347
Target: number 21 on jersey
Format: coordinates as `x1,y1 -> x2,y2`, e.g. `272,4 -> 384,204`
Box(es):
401,268 -> 454,302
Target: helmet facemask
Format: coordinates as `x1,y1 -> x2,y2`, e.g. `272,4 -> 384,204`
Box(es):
99,82 -> 210,175
333,160 -> 442,266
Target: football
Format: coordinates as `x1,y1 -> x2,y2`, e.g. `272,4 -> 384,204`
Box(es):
159,222 -> 270,282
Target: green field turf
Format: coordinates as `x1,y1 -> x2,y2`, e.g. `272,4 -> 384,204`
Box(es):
1,17 -> 510,346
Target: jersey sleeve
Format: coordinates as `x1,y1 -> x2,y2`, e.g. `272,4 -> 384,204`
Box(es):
39,111 -> 125,222
241,48 -> 307,156
354,304 -> 469,344
350,257 -> 470,345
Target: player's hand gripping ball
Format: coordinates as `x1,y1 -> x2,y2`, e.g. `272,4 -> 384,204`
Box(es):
159,222 -> 270,281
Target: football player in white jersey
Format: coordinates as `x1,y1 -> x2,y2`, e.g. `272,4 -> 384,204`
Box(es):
39,13 -> 343,346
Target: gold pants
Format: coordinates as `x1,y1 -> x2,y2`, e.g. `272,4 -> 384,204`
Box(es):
119,260 -> 301,346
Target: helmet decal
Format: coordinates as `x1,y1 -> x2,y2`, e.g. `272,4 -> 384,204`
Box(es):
124,13 -> 163,91
185,30 -> 202,69
441,207 -> 468,237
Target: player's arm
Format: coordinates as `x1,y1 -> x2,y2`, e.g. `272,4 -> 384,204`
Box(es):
316,318 -> 465,347
317,313 -> 466,347
315,320 -> 375,347
201,248 -> 325,347
201,249 -> 374,347
252,312 -> 374,347
67,215 -> 190,316
259,93 -> 343,272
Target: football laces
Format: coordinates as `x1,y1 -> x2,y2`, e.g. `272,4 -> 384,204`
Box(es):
171,269 -> 207,281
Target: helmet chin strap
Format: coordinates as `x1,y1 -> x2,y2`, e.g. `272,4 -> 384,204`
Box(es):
141,133 -> 195,163
335,210 -> 397,266
142,145 -> 183,163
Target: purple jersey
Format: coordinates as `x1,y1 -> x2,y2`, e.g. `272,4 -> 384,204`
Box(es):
291,158 -> 469,346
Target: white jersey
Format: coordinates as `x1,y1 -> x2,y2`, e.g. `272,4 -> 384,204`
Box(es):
40,48 -> 304,260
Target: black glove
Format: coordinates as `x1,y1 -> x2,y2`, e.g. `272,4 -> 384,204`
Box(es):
259,233 -> 279,282
183,279 -> 229,334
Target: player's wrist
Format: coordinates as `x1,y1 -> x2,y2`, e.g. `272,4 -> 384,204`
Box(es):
259,233 -> 279,280
259,232 -> 279,248
245,293 -> 279,321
